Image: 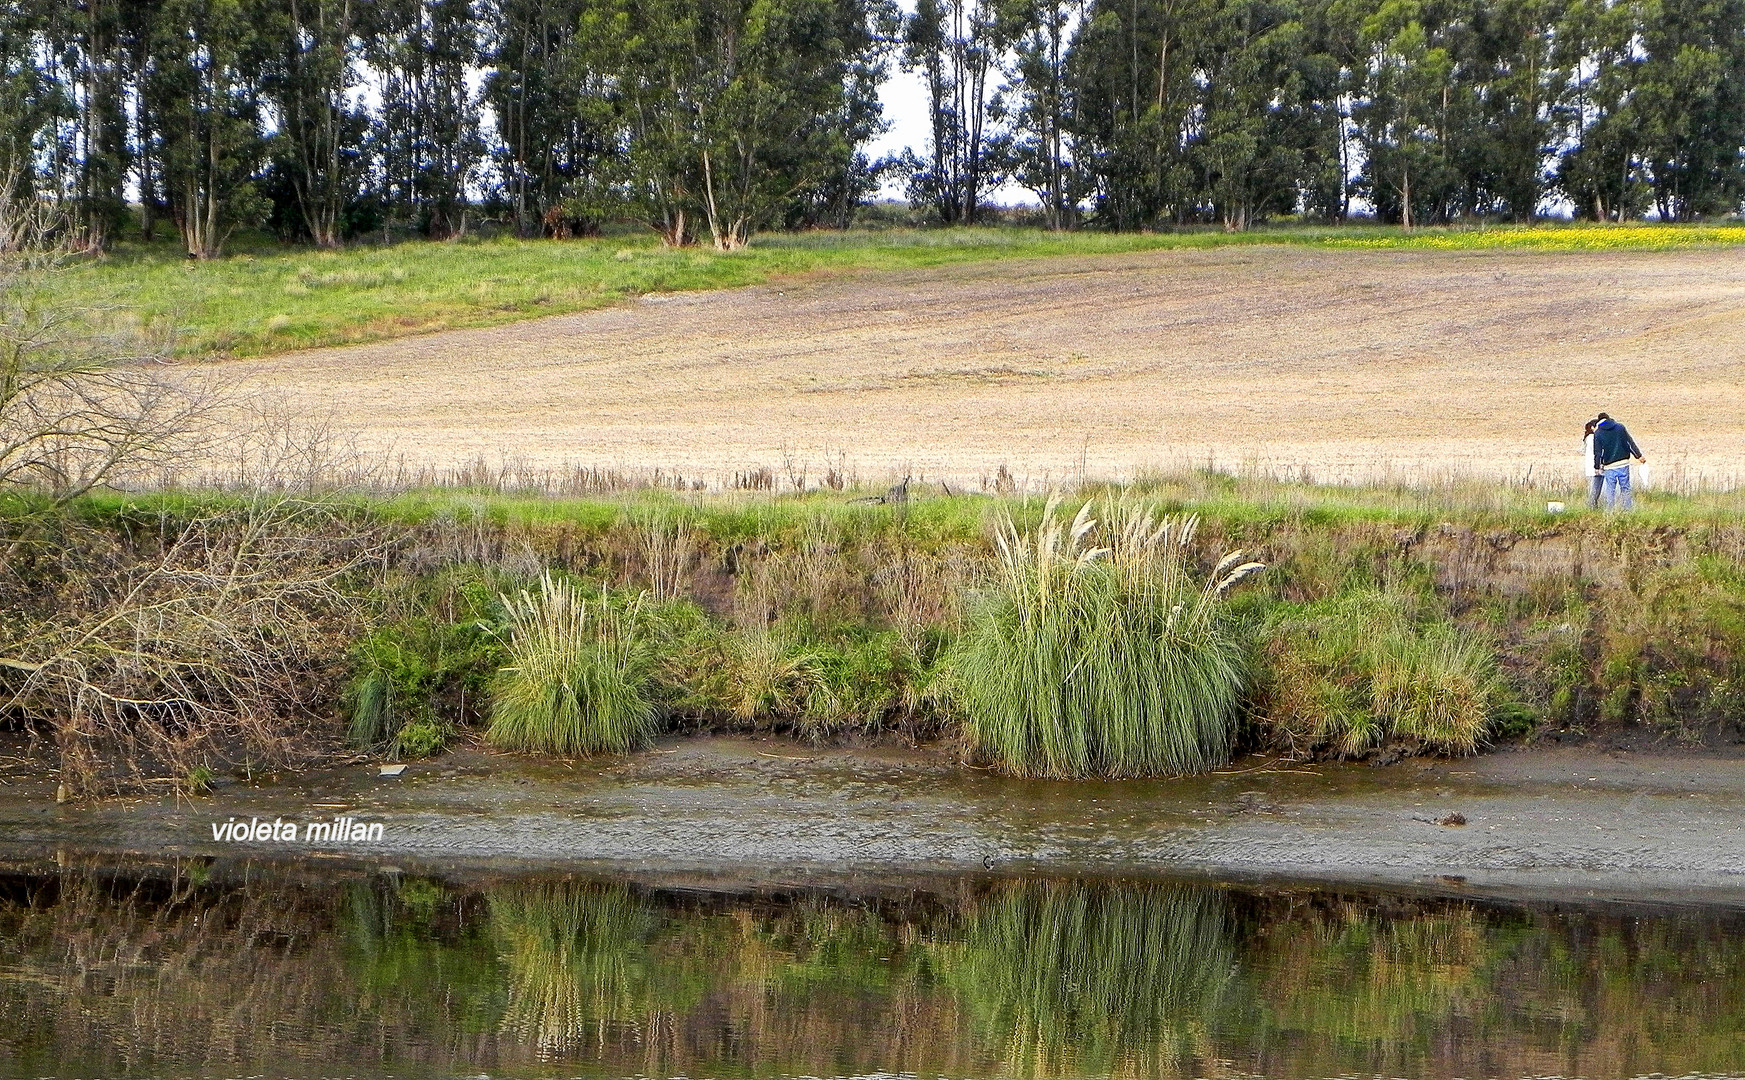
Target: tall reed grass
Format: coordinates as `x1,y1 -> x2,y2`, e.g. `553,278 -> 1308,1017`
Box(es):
486,573 -> 657,755
949,496 -> 1262,778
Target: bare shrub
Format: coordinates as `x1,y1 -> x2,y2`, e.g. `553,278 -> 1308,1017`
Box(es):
0,497 -> 389,797
0,204 -> 215,503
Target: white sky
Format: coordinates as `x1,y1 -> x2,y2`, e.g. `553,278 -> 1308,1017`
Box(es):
867,65 -> 934,199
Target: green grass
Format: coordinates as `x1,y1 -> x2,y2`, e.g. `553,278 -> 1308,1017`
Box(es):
66,221 -> 1745,359
947,497 -> 1258,778
485,573 -> 658,756
1261,588 -> 1506,756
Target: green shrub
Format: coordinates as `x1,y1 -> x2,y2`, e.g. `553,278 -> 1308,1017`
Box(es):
1262,588 -> 1503,757
347,630 -> 437,750
797,627 -> 940,736
948,497 -> 1261,778
394,716 -> 448,757
345,611 -> 500,758
486,573 -> 657,755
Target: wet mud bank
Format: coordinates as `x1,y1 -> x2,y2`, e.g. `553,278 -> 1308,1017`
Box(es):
3,735 -> 1742,907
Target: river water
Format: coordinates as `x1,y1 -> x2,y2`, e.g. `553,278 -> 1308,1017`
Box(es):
1,858 -> 1741,1080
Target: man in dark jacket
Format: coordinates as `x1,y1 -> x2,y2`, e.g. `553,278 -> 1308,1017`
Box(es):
1591,412 -> 1645,510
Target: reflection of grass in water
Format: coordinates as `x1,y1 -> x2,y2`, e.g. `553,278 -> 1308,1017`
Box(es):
942,880 -> 1236,1078
341,878 -> 507,1036
1247,901 -> 1499,1072
14,867 -> 1745,1079
488,880 -> 663,1056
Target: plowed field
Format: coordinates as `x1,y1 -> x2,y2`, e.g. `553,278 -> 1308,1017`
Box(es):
218,244 -> 1745,490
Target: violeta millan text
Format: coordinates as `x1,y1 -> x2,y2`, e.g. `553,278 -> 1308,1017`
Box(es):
211,816 -> 385,845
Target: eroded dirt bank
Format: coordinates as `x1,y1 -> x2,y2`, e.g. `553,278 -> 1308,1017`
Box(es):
3,736 -> 1742,906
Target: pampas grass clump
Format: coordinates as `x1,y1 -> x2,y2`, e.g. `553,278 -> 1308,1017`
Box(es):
487,573 -> 657,755
950,496 -> 1261,778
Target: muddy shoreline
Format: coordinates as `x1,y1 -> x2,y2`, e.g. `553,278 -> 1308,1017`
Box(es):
3,735 -> 1742,907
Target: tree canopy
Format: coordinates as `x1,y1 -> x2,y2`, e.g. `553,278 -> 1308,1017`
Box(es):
3,0 -> 1742,253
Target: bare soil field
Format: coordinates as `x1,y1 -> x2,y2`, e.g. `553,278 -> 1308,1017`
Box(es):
217,244 -> 1745,489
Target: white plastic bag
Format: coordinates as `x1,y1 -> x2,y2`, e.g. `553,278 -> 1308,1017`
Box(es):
1635,462 -> 1651,491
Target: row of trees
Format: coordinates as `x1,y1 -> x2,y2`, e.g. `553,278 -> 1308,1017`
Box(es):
3,0 -> 1743,254
2,0 -> 890,253
922,0 -> 1745,229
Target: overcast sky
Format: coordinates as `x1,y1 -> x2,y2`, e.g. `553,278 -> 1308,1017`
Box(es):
859,6 -> 1042,206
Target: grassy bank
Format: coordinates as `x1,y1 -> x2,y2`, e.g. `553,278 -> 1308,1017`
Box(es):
10,471 -> 1745,795
67,222 -> 1745,359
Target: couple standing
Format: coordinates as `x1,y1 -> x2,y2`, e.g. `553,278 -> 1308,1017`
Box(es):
1582,413 -> 1646,510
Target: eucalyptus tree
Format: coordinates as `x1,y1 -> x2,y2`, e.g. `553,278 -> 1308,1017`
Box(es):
1460,0 -> 1565,219
484,0 -> 615,235
902,0 -> 1009,223
1347,0 -> 1456,226
363,0 -> 483,238
1555,0 -> 1650,219
142,0 -> 273,258
1269,0 -> 1350,220
1192,0 -> 1342,229
581,0 -> 892,248
0,0 -> 57,216
1630,0 -> 1745,220
1065,0 -> 1219,227
790,0 -> 897,229
261,0 -> 370,247
1000,0 -> 1084,227
52,0 -> 132,248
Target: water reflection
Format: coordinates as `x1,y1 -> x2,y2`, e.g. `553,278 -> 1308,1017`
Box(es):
943,880 -> 1233,1078
0,862 -> 1742,1079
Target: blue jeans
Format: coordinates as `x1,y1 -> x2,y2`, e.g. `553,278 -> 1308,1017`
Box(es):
1602,466 -> 1632,510
1588,472 -> 1604,509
